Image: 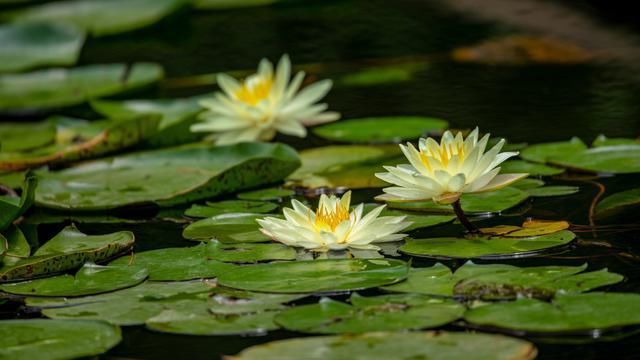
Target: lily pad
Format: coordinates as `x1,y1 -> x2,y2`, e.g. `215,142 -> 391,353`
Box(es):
0,115 -> 161,171
465,292 -> 640,333
0,173 -> 36,231
380,263 -> 456,296
31,281 -> 213,325
592,135 -> 639,147
0,225 -> 134,282
6,0 -> 186,37
595,187 -> 640,218
91,94 -> 209,147
275,293 -> 464,334
0,319 -> 121,360
312,116 -> 448,143
399,230 -> 576,259
146,307 -> 281,336
185,200 -> 278,218
520,137 -> 587,163
0,263 -> 148,296
0,121 -> 55,152
209,287 -> 303,315
387,186 -> 530,214
337,62 -> 429,87
193,0 -> 278,10
0,226 -> 30,267
208,241 -> 296,263
0,63 -> 164,111
233,331 -> 537,360
183,213 -> 271,243
237,187 -> 294,201
109,243 -> 233,281
549,145 -> 640,174
36,142 -> 300,210
511,178 -> 545,190
527,185 -> 579,197
287,145 -> 403,189
500,160 -> 564,176
217,258 -> 409,294
0,22 -> 85,73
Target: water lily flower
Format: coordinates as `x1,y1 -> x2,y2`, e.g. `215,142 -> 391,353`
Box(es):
257,191 -> 411,252
191,55 -> 340,145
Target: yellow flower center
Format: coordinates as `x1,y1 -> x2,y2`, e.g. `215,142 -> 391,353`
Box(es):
312,202 -> 350,232
419,141 -> 466,169
235,76 -> 273,106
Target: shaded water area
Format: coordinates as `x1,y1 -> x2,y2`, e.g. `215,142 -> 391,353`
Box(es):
2,0 -> 640,359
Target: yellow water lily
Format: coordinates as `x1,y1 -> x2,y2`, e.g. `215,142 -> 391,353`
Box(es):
376,128 -> 528,205
191,55 -> 340,145
257,191 -> 411,251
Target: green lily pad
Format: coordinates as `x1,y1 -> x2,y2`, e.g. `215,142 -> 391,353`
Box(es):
399,230 -> 576,259
0,234 -> 6,260
91,94 -> 209,147
0,173 -> 36,231
592,135 -> 639,147
183,213 -> 271,243
520,137 -> 587,163
0,263 -> 148,296
0,225 -> 134,282
595,187 -> 640,218
209,287 -> 303,315
237,187 -> 295,201
185,200 -> 278,218
382,262 -> 621,299
0,121 -> 55,153
0,115 -> 161,171
217,259 -> 409,294
511,178 -> 545,190
275,293 -> 464,334
465,292 -> 640,333
387,186 -> 530,214
36,142 -> 300,210
312,116 -> 448,143
0,319 -> 121,360
0,226 -> 30,267
6,0 -> 186,37
549,145 -> 640,174
31,281 -> 213,325
233,331 -> 537,360
500,160 -> 564,176
109,243 -> 233,281
208,241 -> 296,263
526,185 -> 579,197
0,22 -> 85,73
337,62 -> 429,87
0,63 -> 164,111
287,145 -> 403,189
193,0 -> 278,10
146,307 -> 281,336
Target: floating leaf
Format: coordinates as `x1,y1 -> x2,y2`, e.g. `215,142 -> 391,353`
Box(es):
32,281 -> 213,325
500,160 -> 564,176
592,135 -> 639,147
275,293 -> 464,334
511,178 -> 545,190
193,0 -> 277,10
595,187 -> 640,218
481,219 -> 570,237
185,200 -> 278,218
380,263 -> 455,296
399,230 -> 576,259
91,94 -> 209,147
209,287 -> 303,315
0,115 -> 161,171
312,116 -> 448,143
183,213 -> 271,243
237,187 -> 294,201
520,137 -> 587,163
0,319 -> 121,360
526,186 -> 579,197
549,145 -> 640,174
6,0 -> 186,37
0,225 -> 134,282
0,226 -> 30,267
0,63 -> 164,111
287,145 -> 403,189
109,243 -> 233,281
337,62 -> 428,87
0,263 -> 148,296
387,186 -> 530,214
217,259 -> 409,293
0,22 -> 85,73
36,142 -> 300,210
0,121 -> 55,153
0,173 -> 36,231
208,241 -> 296,263
465,292 -> 640,333
234,331 -> 537,360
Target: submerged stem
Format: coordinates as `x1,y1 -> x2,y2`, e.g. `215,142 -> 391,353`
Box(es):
451,199 -> 480,235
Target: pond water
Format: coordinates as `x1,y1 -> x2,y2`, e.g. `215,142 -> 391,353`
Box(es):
2,0 -> 640,359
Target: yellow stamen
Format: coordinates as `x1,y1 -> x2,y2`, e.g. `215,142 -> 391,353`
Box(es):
419,138 -> 468,168
313,202 -> 350,232
235,76 -> 273,105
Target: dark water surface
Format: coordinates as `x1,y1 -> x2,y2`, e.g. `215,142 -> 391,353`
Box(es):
4,0 -> 640,359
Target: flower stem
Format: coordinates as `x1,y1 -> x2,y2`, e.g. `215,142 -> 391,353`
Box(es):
451,199 -> 480,234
